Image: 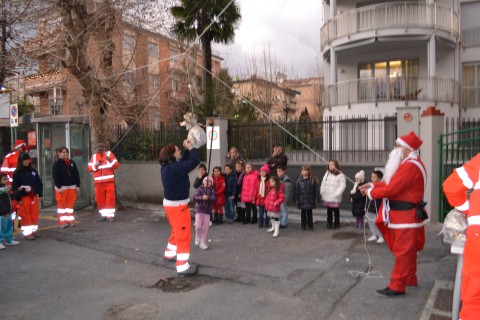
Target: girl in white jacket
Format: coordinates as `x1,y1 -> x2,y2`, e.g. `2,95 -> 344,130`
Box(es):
320,160 -> 346,229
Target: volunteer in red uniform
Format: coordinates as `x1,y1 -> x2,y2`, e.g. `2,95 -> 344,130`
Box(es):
53,147 -> 81,228
88,143 -> 119,222
360,131 -> 429,297
443,153 -> 480,319
159,140 -> 199,277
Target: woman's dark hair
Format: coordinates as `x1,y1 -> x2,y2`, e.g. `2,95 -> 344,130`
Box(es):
198,163 -> 207,170
327,159 -> 341,175
270,176 -> 281,191
372,170 -> 384,180
59,146 -> 69,153
17,153 -> 32,171
224,164 -> 233,170
213,166 -> 222,173
302,165 -> 319,184
159,144 -> 177,165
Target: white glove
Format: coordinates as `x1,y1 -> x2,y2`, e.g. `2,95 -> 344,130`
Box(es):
24,186 -> 31,192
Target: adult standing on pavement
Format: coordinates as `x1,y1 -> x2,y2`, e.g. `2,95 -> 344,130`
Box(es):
442,153 -> 480,319
87,143 -> 120,222
224,147 -> 244,169
53,147 -> 80,228
360,131 -> 428,297
160,140 -> 200,277
266,143 -> 288,176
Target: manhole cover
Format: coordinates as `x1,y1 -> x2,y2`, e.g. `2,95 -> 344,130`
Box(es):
332,231 -> 364,240
103,302 -> 161,320
146,275 -> 217,293
433,288 -> 453,312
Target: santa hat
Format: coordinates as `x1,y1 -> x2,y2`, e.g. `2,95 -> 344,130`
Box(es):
396,131 -> 423,151
15,139 -> 26,150
355,170 -> 365,181
260,164 -> 270,174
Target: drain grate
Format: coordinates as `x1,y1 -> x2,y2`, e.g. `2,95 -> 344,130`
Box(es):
146,275 -> 217,293
433,288 -> 453,312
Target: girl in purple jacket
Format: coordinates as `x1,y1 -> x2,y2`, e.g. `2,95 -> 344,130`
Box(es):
194,177 -> 216,250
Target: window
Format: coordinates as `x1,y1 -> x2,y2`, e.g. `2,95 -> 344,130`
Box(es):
149,74 -> 159,88
148,42 -> 158,58
124,69 -> 135,86
171,79 -> 180,92
122,35 -> 136,51
49,98 -> 63,115
358,59 -> 419,101
463,64 -> 480,108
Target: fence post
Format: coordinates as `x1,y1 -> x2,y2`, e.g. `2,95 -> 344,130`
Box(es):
328,116 -> 333,161
269,119 -> 273,151
420,106 -> 444,223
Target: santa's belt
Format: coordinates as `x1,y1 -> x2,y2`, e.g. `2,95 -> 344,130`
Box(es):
388,201 -> 416,211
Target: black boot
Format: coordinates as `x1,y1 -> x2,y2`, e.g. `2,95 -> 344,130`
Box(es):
244,208 -> 251,224
235,207 -> 245,222
327,209 -> 333,229
251,207 -> 258,224
217,214 -> 224,225
258,218 -> 264,228
213,213 -> 219,224
333,210 -> 340,229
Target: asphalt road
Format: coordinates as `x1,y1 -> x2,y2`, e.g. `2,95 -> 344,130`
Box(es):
0,207 -> 456,320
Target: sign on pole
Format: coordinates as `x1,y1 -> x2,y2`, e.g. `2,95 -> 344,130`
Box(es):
10,103 -> 18,127
206,126 -> 220,150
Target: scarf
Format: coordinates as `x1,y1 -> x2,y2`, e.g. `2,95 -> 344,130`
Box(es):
64,158 -> 72,176
259,177 -> 266,197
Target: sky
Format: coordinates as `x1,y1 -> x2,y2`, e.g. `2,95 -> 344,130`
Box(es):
214,0 -> 324,79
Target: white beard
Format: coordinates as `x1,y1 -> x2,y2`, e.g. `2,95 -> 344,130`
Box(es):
384,148 -> 404,185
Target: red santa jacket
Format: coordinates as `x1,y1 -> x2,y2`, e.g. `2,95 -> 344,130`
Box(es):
443,153 -> 480,221
241,170 -> 259,204
264,183 -> 285,213
212,173 -> 226,207
1,151 -> 20,184
88,151 -> 120,184
255,176 -> 271,206
368,156 -> 427,229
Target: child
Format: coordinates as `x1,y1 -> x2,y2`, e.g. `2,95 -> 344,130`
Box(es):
366,170 -> 384,243
293,165 -> 319,230
194,177 -> 216,250
255,164 -> 270,228
350,170 -> 367,230
234,161 -> 245,222
277,165 -> 292,228
224,164 -> 236,224
0,173 -> 22,249
265,176 -> 285,237
320,159 -> 346,229
12,153 -> 43,240
212,167 -> 226,225
241,163 -> 259,224
193,163 -> 208,189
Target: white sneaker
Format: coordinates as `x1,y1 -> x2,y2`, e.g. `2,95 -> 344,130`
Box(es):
209,221 -> 212,226
367,235 -> 377,242
0,243 -> 5,250
5,240 -> 19,246
376,237 -> 385,244
199,243 -> 208,250
195,236 -> 200,246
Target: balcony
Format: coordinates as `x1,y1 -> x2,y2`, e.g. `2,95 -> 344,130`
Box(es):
321,2 -> 459,50
322,76 -> 460,108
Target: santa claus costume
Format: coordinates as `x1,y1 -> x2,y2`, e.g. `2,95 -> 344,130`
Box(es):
366,131 -> 429,297
443,153 -> 480,319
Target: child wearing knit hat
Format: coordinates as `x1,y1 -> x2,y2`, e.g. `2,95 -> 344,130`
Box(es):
350,170 -> 367,230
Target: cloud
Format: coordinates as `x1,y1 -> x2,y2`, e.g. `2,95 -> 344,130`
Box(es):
215,0 -> 323,78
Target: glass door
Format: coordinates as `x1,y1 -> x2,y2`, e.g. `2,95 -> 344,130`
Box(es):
38,123 -> 54,207
69,123 -> 92,209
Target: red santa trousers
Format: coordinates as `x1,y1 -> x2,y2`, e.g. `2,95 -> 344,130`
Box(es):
55,189 -> 77,225
163,204 -> 192,272
18,195 -> 39,237
459,224 -> 480,320
95,182 -> 116,219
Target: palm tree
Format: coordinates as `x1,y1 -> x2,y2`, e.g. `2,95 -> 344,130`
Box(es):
170,0 -> 241,117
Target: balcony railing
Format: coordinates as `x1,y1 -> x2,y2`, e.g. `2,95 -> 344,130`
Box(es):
462,27 -> 480,48
462,86 -> 480,108
321,2 -> 459,49
322,76 -> 460,108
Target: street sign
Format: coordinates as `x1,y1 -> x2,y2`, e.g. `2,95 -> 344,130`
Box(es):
10,103 -> 18,127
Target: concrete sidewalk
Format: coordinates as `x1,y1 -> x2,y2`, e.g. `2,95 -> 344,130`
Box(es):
1,205 -> 457,320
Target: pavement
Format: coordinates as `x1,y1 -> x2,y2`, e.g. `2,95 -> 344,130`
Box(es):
0,204 -> 457,320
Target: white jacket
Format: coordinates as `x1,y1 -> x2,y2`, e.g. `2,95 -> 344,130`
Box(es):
320,171 -> 346,203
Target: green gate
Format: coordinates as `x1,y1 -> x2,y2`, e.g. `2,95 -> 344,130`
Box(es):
438,126 -> 480,221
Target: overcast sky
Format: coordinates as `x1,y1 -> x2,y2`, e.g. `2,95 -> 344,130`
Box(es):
214,0 -> 324,79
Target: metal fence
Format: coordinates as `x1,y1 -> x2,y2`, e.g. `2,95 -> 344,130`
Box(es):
228,115 -> 397,165
439,118 -> 480,221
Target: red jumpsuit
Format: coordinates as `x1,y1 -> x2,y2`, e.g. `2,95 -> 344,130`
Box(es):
367,156 -> 428,293
88,151 -> 119,219
442,153 -> 480,320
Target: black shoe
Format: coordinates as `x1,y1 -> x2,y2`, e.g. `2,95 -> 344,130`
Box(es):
250,220 -> 257,224
308,226 -> 314,231
177,264 -> 199,277
163,257 -> 176,263
375,287 -> 405,297
301,227 -> 307,231
279,224 -> 287,229
98,217 -> 107,222
258,222 -> 264,228
243,220 -> 250,224
327,223 -> 332,229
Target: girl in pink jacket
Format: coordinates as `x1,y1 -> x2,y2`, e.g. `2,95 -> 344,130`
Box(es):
265,176 -> 285,238
240,163 -> 259,224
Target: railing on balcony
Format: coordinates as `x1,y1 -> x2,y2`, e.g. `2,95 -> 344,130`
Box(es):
462,27 -> 480,48
322,76 -> 460,108
321,2 -> 459,49
462,86 -> 480,108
